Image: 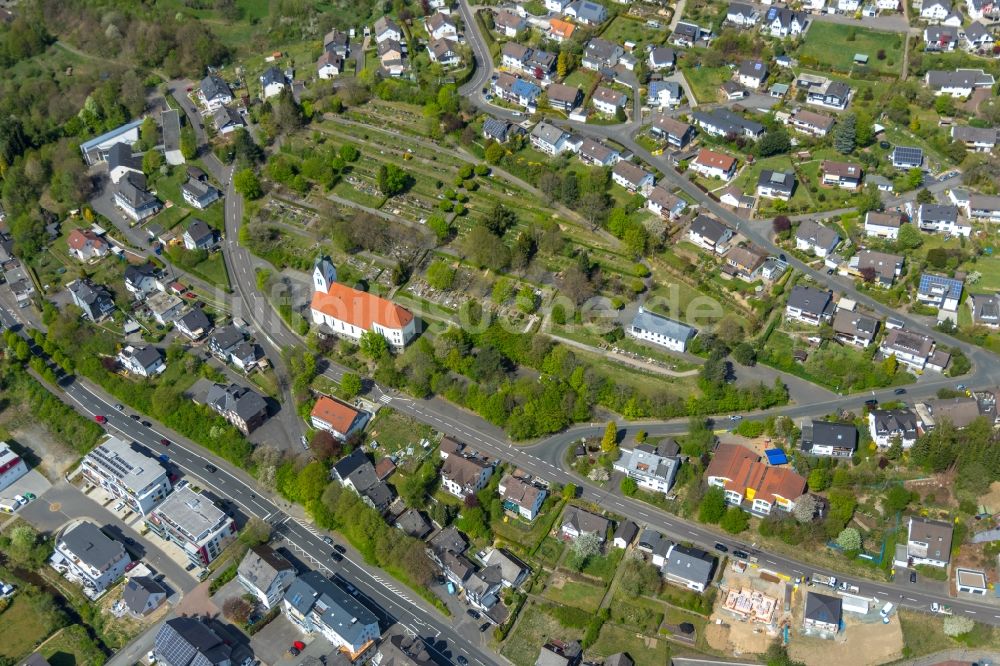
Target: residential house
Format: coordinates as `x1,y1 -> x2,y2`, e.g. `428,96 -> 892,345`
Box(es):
494,9 -> 526,37
796,220 -> 841,256
441,454 -> 493,498
283,572 -> 380,660
756,170 -> 796,200
259,67 -> 287,99
737,59 -> 769,89
925,68 -> 995,96
547,83 -> 582,111
51,521 -> 130,594
175,307 -> 212,341
785,108 -> 835,137
581,37 -> 625,71
663,544 -> 715,592
801,421 -> 858,457
145,484 -> 237,566
492,73 -> 540,108
646,186 -> 688,219
124,263 -> 158,298
0,442 -> 28,494
317,51 -> 344,79
153,617 -> 253,666
921,0 -> 953,19
310,256 -> 416,349
832,309 -> 879,347
68,229 -> 109,262
80,436 -> 171,516
918,203 -> 969,236
530,122 -> 571,155
891,145 -> 924,169
146,291 -> 184,326
968,193 -> 1000,222
378,39 -> 407,77
395,508 -> 432,538
802,78 -> 852,110
692,108 -> 765,138
963,21 -> 995,50
428,38 -> 461,66
122,576 -> 167,617
593,86 -> 628,115
868,174 -> 895,192
819,160 -> 863,189
208,325 -> 243,360
785,285 -> 834,325
868,408 -> 919,448
951,125 -> 998,152
637,529 -> 672,567
237,545 -> 296,610
311,395 -> 369,441
115,172 -> 162,221
924,25 -> 960,50
725,246 -> 767,281
764,7 -> 807,37
966,0 -> 1000,20
879,0 -> 901,9
199,75 -> 234,111
917,273 -> 964,311
560,506 -> 610,542
647,80 -> 683,108
206,383 -> 269,435
106,142 -> 143,184
688,215 -> 734,254
613,443 -> 679,493
118,345 -> 165,378
968,293 -> 1000,328
578,139 -> 620,167
212,106 -> 246,135
425,12 -> 457,41
851,249 -> 904,286
648,46 -> 676,70
905,517 -> 953,567
79,119 -> 143,165
726,2 -> 760,26
879,328 -> 936,371
374,16 -> 402,43
323,29 -> 350,56
501,42 -> 531,71
706,444 -> 807,515
565,0 -> 608,24
181,179 -> 220,210
650,116 -> 695,148
68,279 -> 115,321
611,160 -> 654,194
330,449 -> 393,512
918,396 -> 982,428
804,593 -> 842,634
499,474 -> 547,521
482,118 -> 517,143
613,520 -> 638,549
720,81 -> 747,101
864,211 -> 904,239
549,17 -> 576,42
671,21 -> 711,47
690,148 -> 737,180
183,219 -> 215,251
839,0 -> 861,10
481,548 -> 530,590
535,642 -> 583,666
627,307 -> 695,352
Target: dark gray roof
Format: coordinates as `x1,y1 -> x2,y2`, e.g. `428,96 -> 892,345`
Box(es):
185,219 -> 214,244
210,325 -> 243,351
649,47 -> 675,65
212,106 -> 244,131
178,307 -> 211,334
155,617 -> 252,666
200,75 -> 233,102
429,525 -> 468,555
107,142 -> 142,172
919,203 -> 958,223
638,528 -> 671,556
60,521 -> 126,574
122,575 -> 166,613
757,169 -> 795,194
584,37 -> 620,63
925,68 -> 994,90
738,59 -> 768,80
237,545 -> 294,592
117,172 -> 158,208
613,520 -> 638,544
162,109 -> 180,152
805,591 -> 842,625
128,344 -> 163,369
20,654 -> 51,666
260,67 -> 285,87
692,108 -> 765,136
483,118 -> 511,140
796,220 -> 840,249
664,544 -> 714,584
182,179 -> 218,202
952,125 -> 998,144
870,408 -> 918,437
124,262 -> 157,286
206,383 -> 267,421
562,506 -> 610,536
283,571 -> 379,646
395,508 -> 432,538
804,421 -> 857,451
787,285 -> 833,316
690,215 -> 731,243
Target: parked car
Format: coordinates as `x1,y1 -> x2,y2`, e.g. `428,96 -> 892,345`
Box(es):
94,415 -> 107,424
23,492 -> 35,501
909,571 -> 917,583
334,544 -> 346,554
714,543 -> 728,553
160,439 -> 171,446
466,609 -> 480,620
894,388 -> 906,395
115,404 -> 124,411
331,552 -> 343,562
130,414 -> 141,421
323,536 -> 334,545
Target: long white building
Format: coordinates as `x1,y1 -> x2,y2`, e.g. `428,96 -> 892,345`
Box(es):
80,436 -> 171,516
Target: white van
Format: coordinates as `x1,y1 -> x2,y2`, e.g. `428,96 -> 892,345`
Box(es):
880,602 -> 894,623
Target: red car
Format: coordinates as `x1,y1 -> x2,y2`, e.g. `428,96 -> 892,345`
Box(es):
160,439 -> 171,447
94,415 -> 107,424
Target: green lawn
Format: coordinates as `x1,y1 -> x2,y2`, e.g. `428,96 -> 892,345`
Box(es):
797,22 -> 903,76
563,68 -> 600,91
366,408 -> 435,453
0,595 -> 57,661
600,15 -> 667,49
534,536 -> 567,568
579,548 -> 624,583
679,65 -> 731,103
541,579 -> 607,612
898,609 -> 1000,658
494,496 -> 564,552
610,592 -> 665,633
589,623 -> 670,666
500,602 -> 583,666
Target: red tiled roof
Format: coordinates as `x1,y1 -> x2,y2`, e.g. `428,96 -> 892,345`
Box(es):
310,395 -> 361,434
67,228 -> 106,250
694,149 -> 736,171
311,282 -> 413,330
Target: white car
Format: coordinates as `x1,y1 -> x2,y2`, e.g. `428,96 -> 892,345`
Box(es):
13,495 -> 26,506
147,650 -> 157,664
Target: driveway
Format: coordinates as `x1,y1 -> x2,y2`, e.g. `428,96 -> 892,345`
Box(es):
18,479 -> 196,595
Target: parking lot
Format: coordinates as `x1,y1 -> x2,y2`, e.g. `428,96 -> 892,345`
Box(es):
0,469 -> 52,519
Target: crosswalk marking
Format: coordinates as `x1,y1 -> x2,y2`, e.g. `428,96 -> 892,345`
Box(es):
378,394 -> 392,404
